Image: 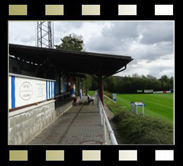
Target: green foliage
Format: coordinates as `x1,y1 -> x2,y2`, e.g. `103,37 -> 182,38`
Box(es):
90,78 -> 98,90
84,74 -> 92,90
104,97 -> 173,144
55,33 -> 93,93
103,74 -> 173,93
55,33 -> 84,51
116,111 -> 173,144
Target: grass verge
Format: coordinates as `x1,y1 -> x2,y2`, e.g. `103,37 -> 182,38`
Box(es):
88,91 -> 95,96
104,95 -> 173,144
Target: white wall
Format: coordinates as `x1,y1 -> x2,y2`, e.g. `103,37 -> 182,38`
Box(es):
9,101 -> 55,145
8,97 -> 79,145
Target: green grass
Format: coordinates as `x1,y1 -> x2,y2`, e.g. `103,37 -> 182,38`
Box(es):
104,96 -> 173,144
104,91 -> 173,124
88,91 -> 95,96
116,93 -> 173,124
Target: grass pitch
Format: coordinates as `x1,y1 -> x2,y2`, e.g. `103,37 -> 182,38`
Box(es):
116,93 -> 173,124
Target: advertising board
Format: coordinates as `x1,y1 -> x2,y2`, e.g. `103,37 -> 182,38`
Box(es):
144,89 -> 153,93
9,74 -> 55,109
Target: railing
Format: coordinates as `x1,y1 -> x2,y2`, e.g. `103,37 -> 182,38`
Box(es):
97,92 -> 118,145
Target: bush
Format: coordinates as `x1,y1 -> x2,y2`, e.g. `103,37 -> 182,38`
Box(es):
116,111 -> 173,144
104,97 -> 173,144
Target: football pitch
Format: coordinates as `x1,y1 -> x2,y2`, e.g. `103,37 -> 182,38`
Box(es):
115,93 -> 174,124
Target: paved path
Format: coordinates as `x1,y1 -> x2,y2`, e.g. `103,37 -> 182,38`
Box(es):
29,96 -> 104,145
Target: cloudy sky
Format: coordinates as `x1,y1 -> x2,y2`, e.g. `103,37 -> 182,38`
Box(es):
9,21 -> 174,78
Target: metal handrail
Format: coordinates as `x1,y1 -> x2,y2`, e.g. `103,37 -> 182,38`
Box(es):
97,93 -> 118,145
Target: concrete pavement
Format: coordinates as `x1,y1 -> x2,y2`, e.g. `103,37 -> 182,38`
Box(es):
28,95 -> 104,145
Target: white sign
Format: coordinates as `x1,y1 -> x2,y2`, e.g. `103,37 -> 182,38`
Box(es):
153,91 -> 163,94
15,77 -> 46,107
144,89 -> 153,93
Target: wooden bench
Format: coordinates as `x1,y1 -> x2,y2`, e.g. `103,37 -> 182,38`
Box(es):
88,95 -> 95,105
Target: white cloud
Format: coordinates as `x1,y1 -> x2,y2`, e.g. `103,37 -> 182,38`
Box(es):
8,21 -> 174,78
9,21 -> 35,46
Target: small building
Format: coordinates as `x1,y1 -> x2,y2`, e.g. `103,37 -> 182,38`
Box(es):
130,102 -> 145,115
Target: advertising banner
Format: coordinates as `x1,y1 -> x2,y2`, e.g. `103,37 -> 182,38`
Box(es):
153,91 -> 163,94
9,74 -> 55,109
144,89 -> 153,93
15,77 -> 46,108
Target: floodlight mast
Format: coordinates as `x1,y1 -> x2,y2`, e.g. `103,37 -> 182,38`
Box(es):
36,21 -> 54,48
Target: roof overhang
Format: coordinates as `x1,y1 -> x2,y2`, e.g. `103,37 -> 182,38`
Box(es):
9,44 -> 133,77
70,72 -> 86,79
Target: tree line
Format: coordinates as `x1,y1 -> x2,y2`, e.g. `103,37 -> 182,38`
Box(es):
55,33 -> 173,94
90,74 -> 173,93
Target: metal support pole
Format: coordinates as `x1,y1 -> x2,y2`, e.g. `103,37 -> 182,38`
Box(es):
97,91 -> 99,107
100,101 -> 103,126
98,74 -> 104,106
103,117 -> 107,144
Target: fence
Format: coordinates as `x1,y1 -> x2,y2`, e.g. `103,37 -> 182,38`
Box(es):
97,92 -> 118,145
104,94 -> 116,104
153,91 -> 171,94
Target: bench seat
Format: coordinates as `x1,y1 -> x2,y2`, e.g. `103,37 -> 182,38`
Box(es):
88,95 -> 95,105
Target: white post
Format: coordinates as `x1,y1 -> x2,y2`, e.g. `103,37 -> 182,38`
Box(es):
103,117 -> 107,144
100,104 -> 103,126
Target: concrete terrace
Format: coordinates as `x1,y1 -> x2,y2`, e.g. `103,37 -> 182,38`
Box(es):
28,95 -> 104,145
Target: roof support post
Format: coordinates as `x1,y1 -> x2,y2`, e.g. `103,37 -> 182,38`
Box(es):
66,73 -> 69,92
78,77 -> 80,96
98,74 -> 104,106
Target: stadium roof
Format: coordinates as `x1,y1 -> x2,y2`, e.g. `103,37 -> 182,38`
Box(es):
9,44 -> 133,77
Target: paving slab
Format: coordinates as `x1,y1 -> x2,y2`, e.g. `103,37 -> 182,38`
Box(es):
29,95 -> 104,145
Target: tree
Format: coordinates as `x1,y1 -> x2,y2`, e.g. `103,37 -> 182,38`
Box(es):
132,73 -> 141,78
147,74 -> 156,80
55,33 -> 93,94
103,74 -> 173,93
82,74 -> 92,94
159,75 -> 170,90
103,76 -> 116,92
55,33 -> 84,51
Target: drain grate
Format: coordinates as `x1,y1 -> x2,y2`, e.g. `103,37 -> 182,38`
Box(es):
78,140 -> 103,145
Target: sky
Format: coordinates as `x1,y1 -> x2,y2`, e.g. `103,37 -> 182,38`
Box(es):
9,21 -> 174,79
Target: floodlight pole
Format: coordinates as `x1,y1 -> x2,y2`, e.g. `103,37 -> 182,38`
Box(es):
36,21 -> 54,48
